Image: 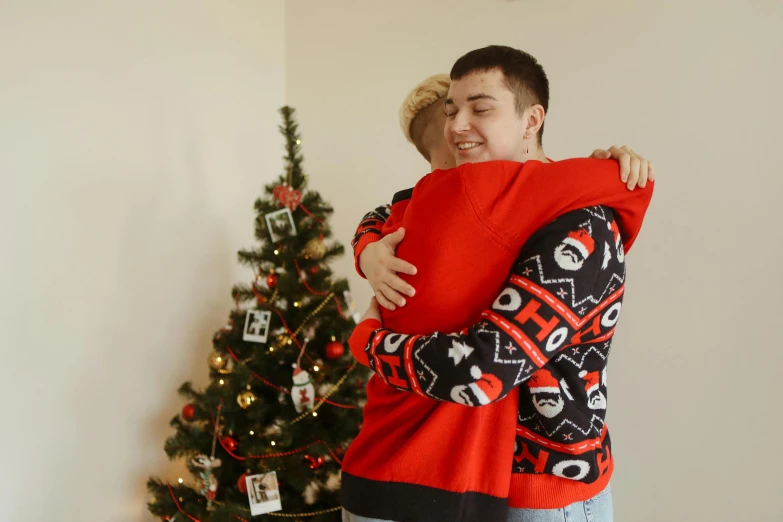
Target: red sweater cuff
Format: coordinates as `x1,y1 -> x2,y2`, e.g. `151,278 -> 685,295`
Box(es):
352,233 -> 382,278
348,319 -> 381,367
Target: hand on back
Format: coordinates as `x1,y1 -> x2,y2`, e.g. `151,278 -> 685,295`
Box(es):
590,145 -> 655,190
358,228 -> 417,311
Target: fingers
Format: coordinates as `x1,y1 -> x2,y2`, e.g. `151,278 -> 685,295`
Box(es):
590,148 -> 611,159
389,256 -> 417,276
375,291 -> 397,311
637,157 -> 649,188
380,283 -> 407,307
611,146 -> 631,183
609,145 -> 652,190
383,227 -> 406,249
625,147 -> 641,190
386,273 -> 416,298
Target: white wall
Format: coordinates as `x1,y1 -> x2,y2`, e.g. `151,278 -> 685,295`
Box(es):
285,1 -> 783,520
0,1 -> 285,521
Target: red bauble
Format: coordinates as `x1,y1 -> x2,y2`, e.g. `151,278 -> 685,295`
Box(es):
222,436 -> 239,452
181,403 -> 196,421
267,273 -> 279,289
237,472 -> 249,494
308,265 -> 320,275
304,454 -> 324,470
325,340 -> 344,360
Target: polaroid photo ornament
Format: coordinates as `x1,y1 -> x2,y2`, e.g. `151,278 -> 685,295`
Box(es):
245,471 -> 282,516
265,208 -> 297,243
243,310 -> 271,343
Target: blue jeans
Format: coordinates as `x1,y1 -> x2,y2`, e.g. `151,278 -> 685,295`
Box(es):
506,485 -> 613,522
342,485 -> 612,522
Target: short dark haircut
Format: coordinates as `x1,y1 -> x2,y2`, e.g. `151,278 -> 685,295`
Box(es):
451,45 -> 550,144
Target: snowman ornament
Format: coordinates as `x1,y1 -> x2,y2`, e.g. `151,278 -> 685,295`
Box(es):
192,454 -> 222,510
291,342 -> 316,413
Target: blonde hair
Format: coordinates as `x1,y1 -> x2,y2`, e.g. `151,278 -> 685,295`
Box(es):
399,74 -> 451,144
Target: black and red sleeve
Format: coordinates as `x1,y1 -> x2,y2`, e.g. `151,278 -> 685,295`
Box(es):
360,206 -> 626,406
350,205 -> 390,277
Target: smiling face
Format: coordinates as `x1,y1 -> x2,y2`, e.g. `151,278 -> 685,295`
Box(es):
445,68 -> 532,166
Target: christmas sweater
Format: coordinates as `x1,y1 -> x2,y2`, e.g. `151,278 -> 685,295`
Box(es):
354,205 -> 625,509
341,159 -> 653,521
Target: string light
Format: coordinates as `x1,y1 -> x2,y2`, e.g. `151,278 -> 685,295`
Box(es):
296,139 -> 301,145
216,356 -> 222,363
271,441 -> 276,446
178,478 -> 183,484
313,366 -> 320,372
269,348 -> 275,353
219,379 -> 225,385
293,301 -> 300,308
274,249 -> 279,255
312,412 -> 318,417
250,431 -> 255,435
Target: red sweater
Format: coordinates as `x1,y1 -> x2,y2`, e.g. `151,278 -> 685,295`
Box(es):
342,159 -> 653,521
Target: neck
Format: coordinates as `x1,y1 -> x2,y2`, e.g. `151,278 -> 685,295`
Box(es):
518,146 -> 549,163
429,147 -> 456,171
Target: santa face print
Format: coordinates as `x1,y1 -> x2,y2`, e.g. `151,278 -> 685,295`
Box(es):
449,366 -> 503,407
450,384 -> 476,406
532,392 -> 565,418
554,243 -> 585,271
586,390 -> 607,410
554,228 -> 595,271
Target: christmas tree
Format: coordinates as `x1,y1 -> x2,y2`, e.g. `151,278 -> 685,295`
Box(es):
148,107 -> 369,522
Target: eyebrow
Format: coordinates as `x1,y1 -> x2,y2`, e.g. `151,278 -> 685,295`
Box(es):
444,94 -> 498,105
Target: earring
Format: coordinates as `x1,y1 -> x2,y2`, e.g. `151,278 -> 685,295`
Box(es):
524,134 -> 529,154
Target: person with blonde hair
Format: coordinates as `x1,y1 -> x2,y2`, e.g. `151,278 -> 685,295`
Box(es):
399,73 -> 454,171
343,46 -> 654,522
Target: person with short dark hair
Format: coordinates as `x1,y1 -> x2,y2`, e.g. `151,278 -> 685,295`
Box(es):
342,46 -> 655,522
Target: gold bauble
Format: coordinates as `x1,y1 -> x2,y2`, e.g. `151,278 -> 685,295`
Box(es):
208,351 -> 228,371
237,390 -> 257,409
303,238 -> 326,260
275,333 -> 292,348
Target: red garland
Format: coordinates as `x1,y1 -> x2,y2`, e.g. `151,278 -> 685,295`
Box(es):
294,259 -> 329,296
166,485 -> 201,522
270,308 -> 303,350
211,418 -> 325,462
225,346 -> 355,409
327,447 -> 343,465
298,204 -> 324,241
331,294 -> 345,317
251,278 -> 345,335
211,415 -> 344,465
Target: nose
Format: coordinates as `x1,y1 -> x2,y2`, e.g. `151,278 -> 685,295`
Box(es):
450,111 -> 472,134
